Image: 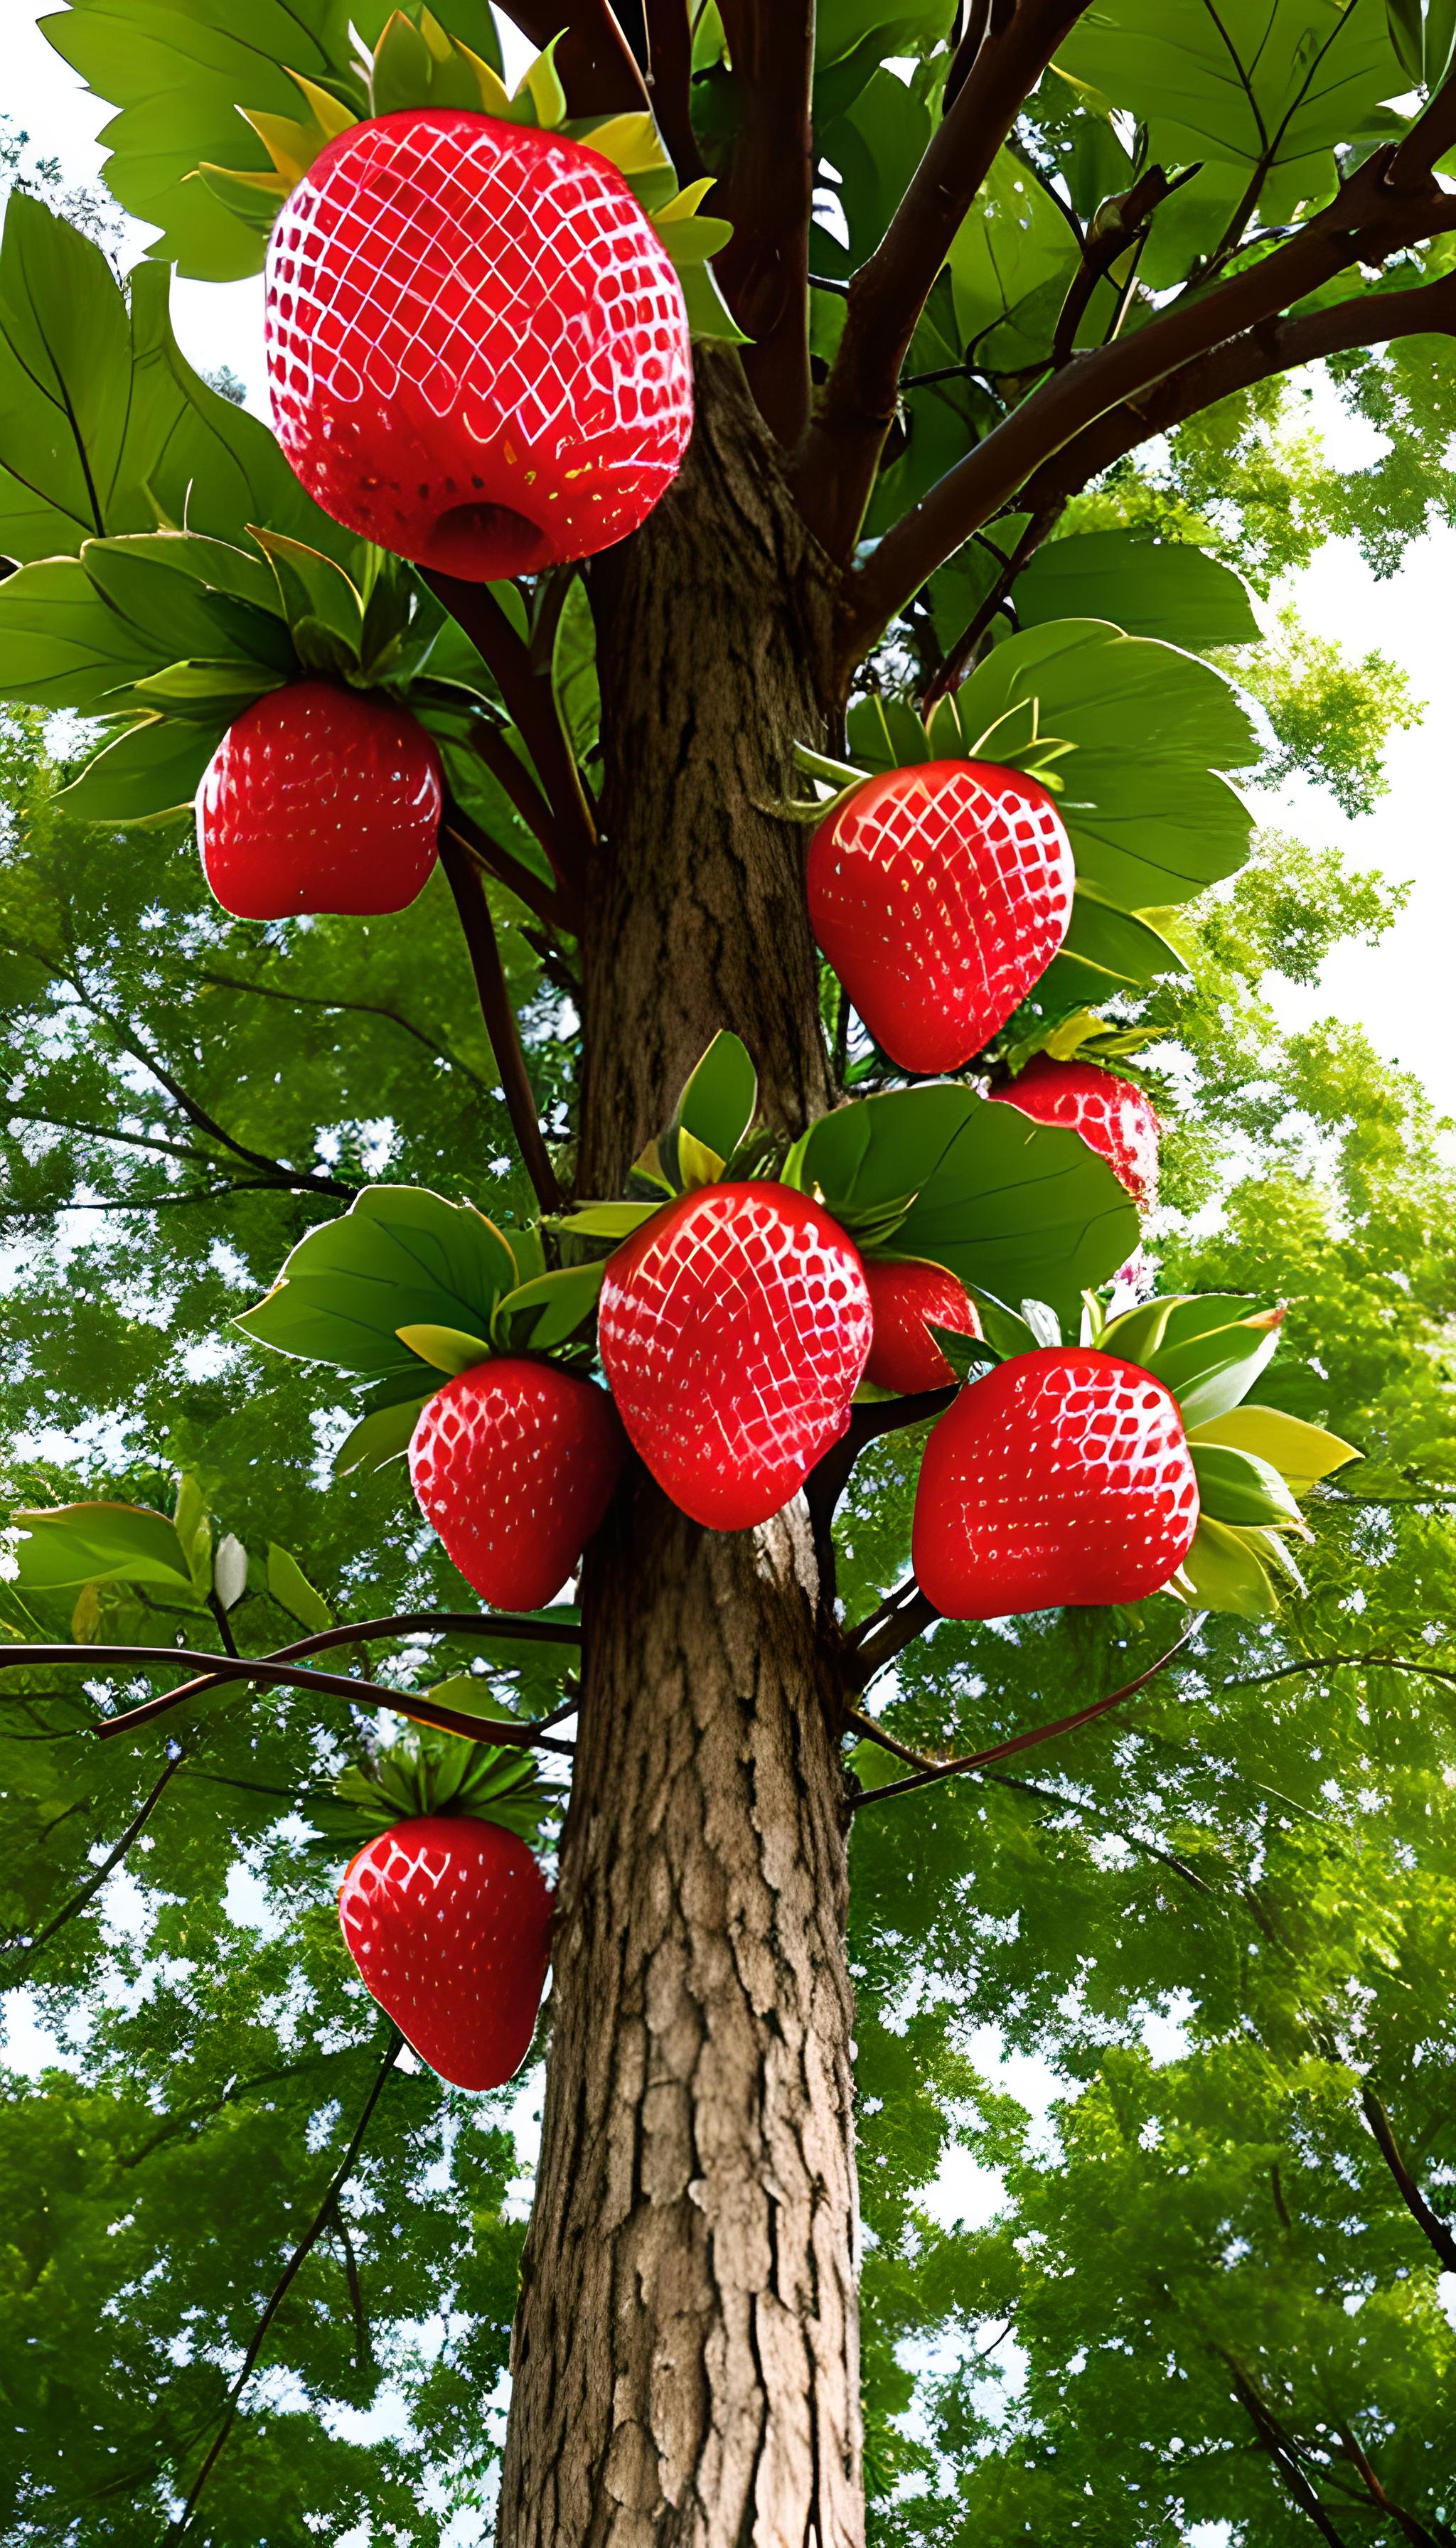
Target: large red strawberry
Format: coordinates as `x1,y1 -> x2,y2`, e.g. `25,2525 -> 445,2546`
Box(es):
266,109 -> 694,581
598,1182 -> 873,1529
339,1814 -> 552,2090
410,1360 -> 623,1612
864,1258 -> 983,1394
913,1347 -> 1198,1618
990,1056 -> 1160,1205
806,760 -> 1074,1072
197,680 -> 441,919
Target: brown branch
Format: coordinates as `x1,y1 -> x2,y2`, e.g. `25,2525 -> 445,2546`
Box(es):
166,2032 -> 402,2541
326,2195 -> 374,2376
495,4 -> 650,117
2,1752 -> 183,1962
426,571 -> 597,882
1337,2425 -> 1445,2548
444,796 -> 579,936
1216,1650 -> 1456,1698
713,2 -> 815,446
3,1106 -> 357,1199
849,1619 -> 1199,1811
643,0 -> 704,184
794,0 -> 1095,557
847,1588 -> 941,1689
1220,2355 -> 1351,2547
926,501 -> 1064,707
198,971 -> 491,1091
439,820 -> 566,1215
1359,2084 -> 1456,2275
88,1610 -> 580,1740
842,134 -> 1456,659
0,1641 -> 577,1752
1049,162 -> 1195,368
808,1383 -> 957,1528
469,718 -> 574,879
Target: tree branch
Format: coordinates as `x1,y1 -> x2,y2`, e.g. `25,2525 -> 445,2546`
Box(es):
3,1107 -> 357,1199
426,572 -> 597,882
1219,2355 -> 1351,2548
326,2194 -> 374,2376
848,1619 -> 1200,1810
0,1642 -> 578,1753
1,1750 -> 182,1963
468,717 -> 577,885
794,0 -> 1095,557
197,971 -> 490,1091
842,134 -> 1456,660
496,4 -> 650,115
444,796 -> 580,936
808,1384 -> 956,1529
847,1586 -> 941,1688
1359,2084 -> 1456,2274
926,501 -> 1063,706
643,0 -> 704,184
166,2031 -> 402,2541
438,820 -> 566,1214
1337,2423 -> 1445,2548
712,2 -> 815,446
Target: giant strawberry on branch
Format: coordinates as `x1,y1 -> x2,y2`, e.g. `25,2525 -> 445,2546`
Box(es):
988,1051 -> 1161,1206
6,0 -> 1450,2533
198,676 -> 443,918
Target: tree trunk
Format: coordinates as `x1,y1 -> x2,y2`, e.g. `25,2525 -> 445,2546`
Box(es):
495,353 -> 865,2546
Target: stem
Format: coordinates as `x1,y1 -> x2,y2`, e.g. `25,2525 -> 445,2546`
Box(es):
925,503 -> 1064,707
468,718 -> 573,883
166,2033 -> 402,2540
1359,2084 -> 1456,2274
426,572 -> 597,881
848,1620 -> 1200,1811
438,819 -> 566,1215
2,1752 -> 182,1962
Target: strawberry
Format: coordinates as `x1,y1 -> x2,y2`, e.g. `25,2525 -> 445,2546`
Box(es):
197,680 -> 441,919
913,1347 -> 1198,1618
864,1258 -> 983,1394
990,1056 -> 1160,1205
338,1814 -> 552,2091
266,109 -> 694,582
598,1182 -> 873,1529
410,1360 -> 624,1612
806,759 -> 1074,1073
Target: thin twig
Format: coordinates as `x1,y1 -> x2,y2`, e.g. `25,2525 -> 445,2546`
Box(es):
439,819 -> 565,1215
426,572 -> 596,880
849,1620 -> 1201,1811
444,793 -> 578,933
166,2032 -> 402,2539
1,1752 -> 183,1961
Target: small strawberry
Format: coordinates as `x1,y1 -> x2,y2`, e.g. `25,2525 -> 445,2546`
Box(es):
339,1814 -> 552,2091
197,680 -> 441,919
598,1182 -> 873,1529
913,1347 -> 1198,1618
864,1259 -> 983,1394
990,1056 -> 1160,1206
806,760 -> 1074,1073
266,109 -> 694,581
410,1360 -> 624,1612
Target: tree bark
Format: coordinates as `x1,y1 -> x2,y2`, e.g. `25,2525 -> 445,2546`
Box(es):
495,352 -> 865,2545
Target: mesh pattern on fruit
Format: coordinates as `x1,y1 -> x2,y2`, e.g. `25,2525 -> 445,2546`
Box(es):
599,1184 -> 873,1528
410,1361 -> 623,1612
914,1348 -> 1198,1618
992,1058 -> 1160,1206
808,760 -> 1074,1072
197,682 -> 441,920
267,110 -> 694,578
339,1816 -> 552,2091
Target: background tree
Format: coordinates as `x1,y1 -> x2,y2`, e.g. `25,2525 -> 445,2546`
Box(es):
3,3 -> 1456,2543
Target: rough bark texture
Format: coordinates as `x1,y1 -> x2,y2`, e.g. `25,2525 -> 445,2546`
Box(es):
496,351 -> 864,2545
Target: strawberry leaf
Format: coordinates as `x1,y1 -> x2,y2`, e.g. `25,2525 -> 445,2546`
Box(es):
6,1499 -> 197,1592
1188,1406 -> 1361,1490
237,1187 -> 520,1380
1189,1442 -> 1310,1535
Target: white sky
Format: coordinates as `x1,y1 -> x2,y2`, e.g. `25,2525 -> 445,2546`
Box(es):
4,6 -> 1455,1112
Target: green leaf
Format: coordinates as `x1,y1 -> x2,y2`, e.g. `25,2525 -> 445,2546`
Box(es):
1173,1514 -> 1283,1615
394,1324 -> 496,1376
250,527 -> 366,658
1189,1441 -> 1310,1532
552,1201 -> 660,1240
796,1087 -> 1138,1329
491,1262 -> 606,1353
265,1542 -> 333,1632
668,1033 -> 759,1177
332,1390 -> 434,1477
0,558 -> 160,711
846,692 -> 933,774
926,1321 -> 999,1384
236,1186 -> 520,1380
953,620 -> 1258,912
1143,1306 -> 1287,1425
0,188 -> 132,560
1054,891 -> 1192,990
946,146 -> 1080,358
58,714 -> 225,822
1015,533 -> 1260,653
1188,1405 -> 1361,1489
130,659 -> 284,719
1056,0 -> 1405,184
7,1499 -> 195,1591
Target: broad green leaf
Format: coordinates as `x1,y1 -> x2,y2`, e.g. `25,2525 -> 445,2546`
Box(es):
1189,1441 -> 1309,1532
820,68 -> 934,266
265,1542 -> 333,1631
491,1262 -> 606,1352
1054,892 -> 1192,990
1145,1308 -> 1287,1425
395,1323 -> 496,1375
845,692 -> 932,774
1173,1514 -> 1283,1615
236,1186 -> 520,1379
57,713 -> 225,820
0,189 -> 132,560
552,1202 -> 660,1240
7,1499 -> 195,1590
1189,1404 -> 1362,1488
946,146 -> 1080,354
332,1390 -> 434,1476
1015,533 -> 1260,652
955,619 -> 1258,909
131,658 -> 284,719
797,1086 -> 1138,1327
1056,0 -> 1405,181
0,558 -> 160,710
670,1032 -> 759,1171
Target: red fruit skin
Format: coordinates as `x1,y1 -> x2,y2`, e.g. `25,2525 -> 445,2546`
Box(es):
913,1347 -> 1199,1620
598,1182 -> 873,1530
266,109 -> 694,581
806,759 -> 1074,1073
864,1259 -> 984,1393
990,1056 -> 1160,1206
410,1360 -> 624,1611
339,1815 -> 552,2091
197,681 -> 441,919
